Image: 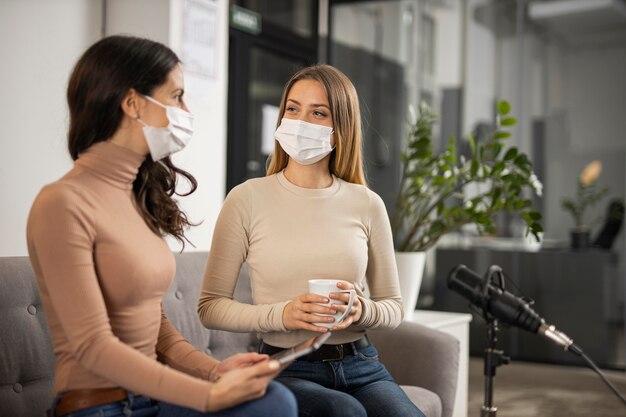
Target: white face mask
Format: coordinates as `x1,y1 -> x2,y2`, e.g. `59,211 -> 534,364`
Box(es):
274,118 -> 334,165
137,95 -> 194,161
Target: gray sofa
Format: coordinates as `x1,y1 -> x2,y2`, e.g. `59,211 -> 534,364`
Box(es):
0,252 -> 459,417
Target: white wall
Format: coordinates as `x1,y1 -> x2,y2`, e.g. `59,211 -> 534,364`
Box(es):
544,44 -> 626,241
497,30 -> 548,155
433,0 -> 463,89
567,46 -> 626,152
491,5 -> 626,260
332,1 -> 405,65
106,0 -> 229,252
0,0 -> 103,256
462,0 -> 497,135
170,0 -> 229,252
106,0 -> 170,45
0,0 -> 229,256
446,0 -> 625,249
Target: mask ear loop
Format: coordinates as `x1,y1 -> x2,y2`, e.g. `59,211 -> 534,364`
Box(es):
143,94 -> 167,109
140,95 -> 178,129
135,115 -> 147,127
132,93 -> 148,127
134,109 -> 167,167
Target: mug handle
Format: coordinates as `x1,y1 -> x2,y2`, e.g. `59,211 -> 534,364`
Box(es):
335,289 -> 356,324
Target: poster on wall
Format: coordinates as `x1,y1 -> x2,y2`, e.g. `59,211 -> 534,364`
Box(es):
182,0 -> 217,79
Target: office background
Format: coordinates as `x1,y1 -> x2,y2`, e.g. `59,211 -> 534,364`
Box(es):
1,0 -> 625,366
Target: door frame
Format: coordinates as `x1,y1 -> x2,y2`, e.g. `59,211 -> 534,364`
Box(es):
226,3 -> 319,193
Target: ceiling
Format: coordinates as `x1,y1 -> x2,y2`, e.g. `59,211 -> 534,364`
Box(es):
528,0 -> 626,47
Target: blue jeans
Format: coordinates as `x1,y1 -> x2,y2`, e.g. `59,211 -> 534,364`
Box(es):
277,344 -> 425,417
50,381 -> 297,417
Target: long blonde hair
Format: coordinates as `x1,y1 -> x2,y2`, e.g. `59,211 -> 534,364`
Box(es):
266,64 -> 367,186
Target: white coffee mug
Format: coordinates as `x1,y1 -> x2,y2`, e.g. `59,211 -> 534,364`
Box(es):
308,279 -> 356,329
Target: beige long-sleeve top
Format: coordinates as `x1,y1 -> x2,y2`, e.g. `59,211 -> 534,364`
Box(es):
198,171 -> 403,348
26,141 -> 216,412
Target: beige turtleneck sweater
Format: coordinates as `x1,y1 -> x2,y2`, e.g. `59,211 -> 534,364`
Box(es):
27,141 -> 216,411
198,171 -> 403,348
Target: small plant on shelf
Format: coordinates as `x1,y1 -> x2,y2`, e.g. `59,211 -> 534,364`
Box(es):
560,160 -> 609,233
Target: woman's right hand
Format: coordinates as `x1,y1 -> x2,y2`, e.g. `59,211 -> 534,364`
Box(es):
282,293 -> 336,332
206,359 -> 280,411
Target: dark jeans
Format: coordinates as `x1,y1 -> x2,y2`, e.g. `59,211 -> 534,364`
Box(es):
276,344 -> 426,417
50,381 -> 297,417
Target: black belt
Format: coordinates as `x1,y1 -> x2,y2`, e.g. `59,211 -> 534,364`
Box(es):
259,335 -> 370,362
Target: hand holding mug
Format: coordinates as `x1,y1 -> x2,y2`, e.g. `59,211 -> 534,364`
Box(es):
307,279 -> 358,330
283,292 -> 338,332
328,281 -> 362,331
282,279 -> 358,332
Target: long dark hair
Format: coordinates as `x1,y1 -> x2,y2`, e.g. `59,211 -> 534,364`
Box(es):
67,35 -> 197,247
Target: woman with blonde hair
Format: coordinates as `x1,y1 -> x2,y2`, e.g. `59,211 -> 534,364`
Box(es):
198,64 -> 424,417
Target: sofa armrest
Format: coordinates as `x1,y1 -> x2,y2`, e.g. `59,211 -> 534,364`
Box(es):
369,320 -> 459,417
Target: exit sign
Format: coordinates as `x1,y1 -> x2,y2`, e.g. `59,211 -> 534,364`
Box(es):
230,5 -> 261,35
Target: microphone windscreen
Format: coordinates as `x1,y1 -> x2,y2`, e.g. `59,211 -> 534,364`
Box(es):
447,264 -> 483,304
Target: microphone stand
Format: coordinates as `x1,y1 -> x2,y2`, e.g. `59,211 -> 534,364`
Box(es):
478,267 -> 510,417
450,263 -> 626,412
480,317 -> 510,416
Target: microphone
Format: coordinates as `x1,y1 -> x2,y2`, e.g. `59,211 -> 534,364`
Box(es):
447,264 -> 574,350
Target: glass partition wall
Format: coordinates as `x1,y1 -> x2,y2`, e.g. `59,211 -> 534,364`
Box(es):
329,0 -> 429,215
225,0 -> 625,367
325,0 -> 626,368
227,0 -> 318,191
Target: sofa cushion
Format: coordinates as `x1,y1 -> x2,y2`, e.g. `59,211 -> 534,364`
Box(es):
401,385 -> 443,417
164,252 -> 258,360
0,252 -> 452,417
0,257 -> 54,417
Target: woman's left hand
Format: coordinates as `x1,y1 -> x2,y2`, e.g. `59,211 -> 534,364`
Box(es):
209,352 -> 269,382
329,281 -> 362,331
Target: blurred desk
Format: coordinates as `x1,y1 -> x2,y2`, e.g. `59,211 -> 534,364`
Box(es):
432,247 -> 623,368
410,310 -> 472,417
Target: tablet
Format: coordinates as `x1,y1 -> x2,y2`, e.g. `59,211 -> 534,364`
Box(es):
270,332 -> 332,365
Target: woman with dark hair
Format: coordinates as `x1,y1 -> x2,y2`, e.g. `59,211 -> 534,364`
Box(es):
26,35 -> 297,417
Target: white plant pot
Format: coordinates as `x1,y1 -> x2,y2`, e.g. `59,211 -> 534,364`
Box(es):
395,251 -> 427,318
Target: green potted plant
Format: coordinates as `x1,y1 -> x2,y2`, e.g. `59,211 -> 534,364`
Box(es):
560,160 -> 609,249
392,101 -> 544,315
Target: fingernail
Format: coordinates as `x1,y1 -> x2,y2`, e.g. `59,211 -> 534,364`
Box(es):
268,360 -> 279,370
323,298 -> 329,303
